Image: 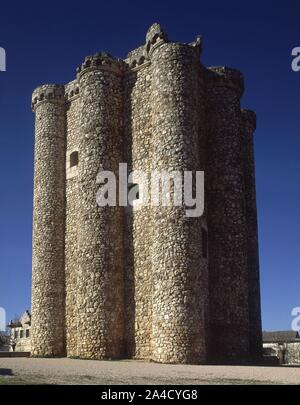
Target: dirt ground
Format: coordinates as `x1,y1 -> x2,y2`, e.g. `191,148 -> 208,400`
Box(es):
0,358 -> 299,385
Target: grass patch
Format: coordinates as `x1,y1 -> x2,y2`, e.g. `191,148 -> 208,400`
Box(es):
0,374 -> 289,385
0,375 -> 50,385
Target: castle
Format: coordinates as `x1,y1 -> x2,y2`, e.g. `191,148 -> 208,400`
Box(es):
31,23 -> 262,364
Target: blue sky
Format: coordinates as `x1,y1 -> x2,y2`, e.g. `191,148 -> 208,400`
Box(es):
0,0 -> 299,331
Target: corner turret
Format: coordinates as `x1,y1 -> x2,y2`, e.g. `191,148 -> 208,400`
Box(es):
31,84 -> 65,111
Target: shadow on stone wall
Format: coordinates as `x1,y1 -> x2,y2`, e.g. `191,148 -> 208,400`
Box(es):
124,70 -> 137,358
0,368 -> 13,376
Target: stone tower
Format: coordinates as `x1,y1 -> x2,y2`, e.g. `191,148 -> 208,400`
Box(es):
31,23 -> 262,363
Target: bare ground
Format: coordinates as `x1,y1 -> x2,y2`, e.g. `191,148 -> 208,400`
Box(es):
0,358 -> 299,385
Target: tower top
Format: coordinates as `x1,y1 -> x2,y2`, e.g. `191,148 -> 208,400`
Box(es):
145,23 -> 168,45
207,66 -> 244,97
76,53 -> 126,78
31,84 -> 65,111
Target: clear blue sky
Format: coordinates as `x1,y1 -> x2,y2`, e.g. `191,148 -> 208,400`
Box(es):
0,0 -> 299,331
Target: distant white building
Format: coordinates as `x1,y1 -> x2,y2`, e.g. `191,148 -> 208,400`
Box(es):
263,331 -> 300,365
7,311 -> 31,352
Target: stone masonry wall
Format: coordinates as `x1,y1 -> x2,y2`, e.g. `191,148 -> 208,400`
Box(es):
206,68 -> 250,362
31,85 -> 66,357
285,342 -> 300,364
123,61 -> 153,359
241,109 -> 263,361
31,23 -> 262,364
150,41 -> 208,363
64,81 -> 80,357
75,56 -> 125,359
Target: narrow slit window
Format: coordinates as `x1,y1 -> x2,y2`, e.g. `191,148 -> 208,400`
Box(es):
70,151 -> 79,168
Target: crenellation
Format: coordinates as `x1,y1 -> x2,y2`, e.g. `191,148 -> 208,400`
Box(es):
76,53 -> 126,78
145,22 -> 168,55
207,66 -> 244,98
31,84 -> 65,111
126,45 -> 147,66
65,80 -> 80,102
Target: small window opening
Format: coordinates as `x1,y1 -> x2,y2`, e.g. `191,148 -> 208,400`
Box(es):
70,151 -> 79,168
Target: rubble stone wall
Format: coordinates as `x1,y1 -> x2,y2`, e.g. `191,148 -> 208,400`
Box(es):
31,24 -> 262,364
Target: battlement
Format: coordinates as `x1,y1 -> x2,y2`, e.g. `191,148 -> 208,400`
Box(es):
125,47 -> 149,71
145,23 -> 168,56
207,66 -> 244,97
76,53 -> 126,78
241,108 -> 257,131
126,45 -> 145,60
125,23 -> 168,70
65,80 -> 80,102
32,84 -> 65,111
125,23 -> 201,70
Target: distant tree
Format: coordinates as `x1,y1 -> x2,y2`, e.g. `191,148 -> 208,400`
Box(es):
0,330 -> 9,348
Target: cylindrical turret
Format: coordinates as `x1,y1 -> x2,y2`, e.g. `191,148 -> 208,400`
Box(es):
31,84 -> 66,357
206,67 -> 250,362
241,109 -> 262,362
75,54 -> 125,359
149,34 -> 208,363
123,40 -> 153,360
64,80 -> 81,357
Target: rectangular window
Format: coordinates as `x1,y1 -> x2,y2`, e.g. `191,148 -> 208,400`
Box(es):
20,330 -> 24,339
26,329 -> 30,338
70,151 -> 79,168
14,330 -> 18,339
